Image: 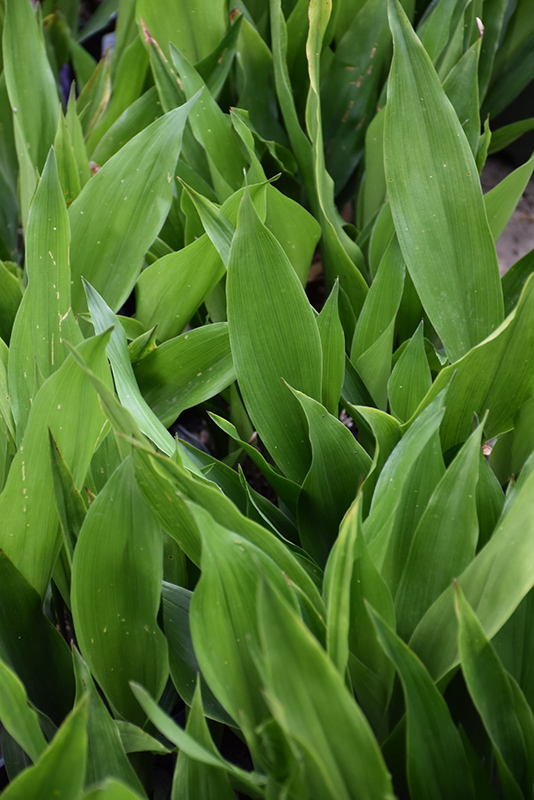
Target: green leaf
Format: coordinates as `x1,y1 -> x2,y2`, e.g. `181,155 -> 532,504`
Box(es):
84,280 -> 176,457
442,34 -> 481,158
360,391 -> 447,570
69,98 -> 198,314
0,552 -> 74,724
170,43 -> 246,198
351,237 -> 405,408
197,12 -> 243,100
85,37 -> 149,155
82,779 -> 146,800
115,721 -> 170,755
134,445 -> 324,604
64,88 -> 91,189
0,701 -> 87,800
351,405 -> 401,517
484,153 -> 534,243
227,190 -> 322,483
235,16 -> 285,142
0,657 -> 47,763
0,261 -> 22,344
49,430 -> 87,566
172,681 -> 236,800
385,0 -> 503,362
413,273 -> 534,452
388,322 -> 432,422
269,0 -> 369,318
324,499 -> 395,734
265,184 -> 321,286
258,580 -> 394,800
73,650 -> 145,793
316,281 -> 345,415
292,388 -> 371,566
410,448 -> 534,681
71,457 -> 168,724
0,333 -> 111,596
189,506 -> 296,750
3,0 -> 59,174
91,88 -> 162,166
161,583 -> 235,726
9,149 -> 83,438
136,235 -> 224,341
179,181 -> 235,266
130,683 -> 266,796
368,606 -> 476,800
0,74 -> 19,262
493,588 -> 534,716
132,449 -> 203,567
456,586 -> 534,799
395,421 -> 483,638
137,0 -> 227,62
77,51 -> 111,137
54,106 -> 82,207
208,413 -> 301,512
502,247 -> 534,317
321,0 -> 391,193
489,117 -> 534,155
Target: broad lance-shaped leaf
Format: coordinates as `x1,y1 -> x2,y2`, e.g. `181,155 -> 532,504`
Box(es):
410,450 -> 534,682
317,280 -> 346,415
323,499 -> 395,735
359,390 -> 447,570
352,406 -> 401,518
189,504 -> 298,756
411,273 -> 534,452
3,0 -> 59,223
257,580 -> 394,800
227,189 -> 322,484
385,0 -> 503,363
351,237 -> 405,409
456,586 -> 534,799
321,0 -> 392,194
134,444 -> 325,606
493,587 -> 534,719
161,583 -> 234,726
170,43 -> 246,198
0,333 -> 112,596
72,650 -> 145,794
137,0 -> 227,62
291,387 -> 371,567
394,420 -> 483,639
71,457 -> 168,725
133,323 -> 235,427
9,149 -> 83,439
484,153 -> 534,244
387,321 -> 431,423
368,606 -> 476,800
135,183 -> 266,342
0,552 -> 74,725
84,279 -> 176,457
69,96 -> 199,315
0,701 -> 87,800
0,657 -> 47,764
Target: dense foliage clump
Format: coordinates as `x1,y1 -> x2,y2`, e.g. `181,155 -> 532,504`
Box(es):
0,0 -> 534,797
